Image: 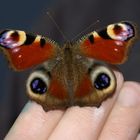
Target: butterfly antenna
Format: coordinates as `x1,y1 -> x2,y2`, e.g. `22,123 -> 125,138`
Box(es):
47,11 -> 69,42
71,20 -> 100,41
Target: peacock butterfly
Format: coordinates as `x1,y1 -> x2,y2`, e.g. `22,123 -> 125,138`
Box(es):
0,21 -> 137,111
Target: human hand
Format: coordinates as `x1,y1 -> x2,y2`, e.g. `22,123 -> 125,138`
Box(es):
5,70 -> 140,140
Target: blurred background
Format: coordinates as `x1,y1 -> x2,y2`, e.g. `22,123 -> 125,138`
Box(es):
0,0 -> 140,138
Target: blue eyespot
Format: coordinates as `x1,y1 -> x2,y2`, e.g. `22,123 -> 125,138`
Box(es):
94,73 -> 110,90
30,78 -> 47,94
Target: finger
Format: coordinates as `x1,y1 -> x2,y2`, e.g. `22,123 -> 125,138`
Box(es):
48,71 -> 124,140
5,101 -> 64,140
99,82 -> 140,140
136,133 -> 140,140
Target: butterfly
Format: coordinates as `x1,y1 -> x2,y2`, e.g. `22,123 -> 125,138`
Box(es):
0,21 -> 137,111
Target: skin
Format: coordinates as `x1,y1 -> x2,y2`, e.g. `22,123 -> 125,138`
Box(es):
5,70 -> 140,140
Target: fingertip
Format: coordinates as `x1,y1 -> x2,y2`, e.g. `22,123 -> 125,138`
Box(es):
118,81 -> 140,107
99,81 -> 140,140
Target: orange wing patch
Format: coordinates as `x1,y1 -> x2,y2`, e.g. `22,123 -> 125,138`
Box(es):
79,22 -> 136,64
0,30 -> 58,70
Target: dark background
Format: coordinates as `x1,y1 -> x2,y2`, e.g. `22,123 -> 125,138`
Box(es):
0,0 -> 140,138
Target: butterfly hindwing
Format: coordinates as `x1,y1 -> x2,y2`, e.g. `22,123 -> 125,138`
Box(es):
73,63 -> 116,107
0,30 -> 59,70
26,69 -> 70,110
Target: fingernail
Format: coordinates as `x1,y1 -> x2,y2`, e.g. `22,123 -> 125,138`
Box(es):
118,82 -> 140,107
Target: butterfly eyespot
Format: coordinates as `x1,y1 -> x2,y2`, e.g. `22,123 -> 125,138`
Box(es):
26,71 -> 50,99
90,65 -> 116,92
107,22 -> 135,41
0,30 -> 26,48
94,73 -> 110,90
30,77 -> 47,94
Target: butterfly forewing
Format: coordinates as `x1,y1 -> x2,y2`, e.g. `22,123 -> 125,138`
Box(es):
78,21 -> 137,64
0,30 -> 59,70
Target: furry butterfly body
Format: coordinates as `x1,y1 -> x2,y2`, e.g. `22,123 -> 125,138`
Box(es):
0,21 -> 137,110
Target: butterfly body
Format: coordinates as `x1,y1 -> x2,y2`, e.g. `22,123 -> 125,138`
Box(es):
0,21 -> 137,110
26,42 -> 116,110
